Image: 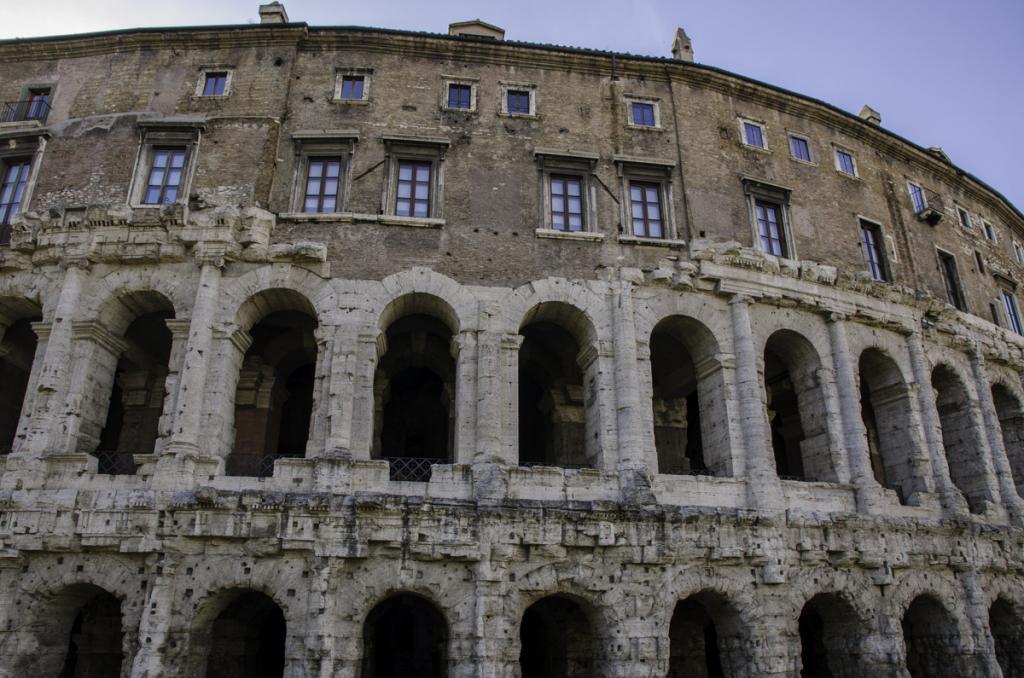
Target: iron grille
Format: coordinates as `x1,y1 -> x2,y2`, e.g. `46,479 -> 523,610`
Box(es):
0,99 -> 51,124
387,456 -> 441,482
96,450 -> 138,476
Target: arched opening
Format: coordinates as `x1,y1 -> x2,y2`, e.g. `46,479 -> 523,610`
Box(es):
651,316 -> 729,476
0,298 -> 41,454
362,593 -> 447,678
992,384 -> 1024,499
668,591 -> 746,678
229,291 -> 318,477
764,330 -> 835,482
94,293 -> 175,474
902,595 -> 966,678
798,593 -> 866,678
203,590 -> 286,678
518,302 -> 598,469
520,595 -> 595,678
373,302 -> 456,482
932,365 -> 992,513
858,349 -> 926,504
990,597 -> 1024,678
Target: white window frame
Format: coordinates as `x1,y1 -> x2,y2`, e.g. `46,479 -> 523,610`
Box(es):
739,118 -> 768,150
333,68 -> 372,104
833,146 -> 858,177
744,178 -> 796,260
380,135 -> 449,221
787,132 -> 814,164
194,66 -> 234,98
288,131 -> 359,214
499,82 -> 537,118
613,155 -> 677,241
907,181 -> 927,212
534,149 -> 599,235
1013,240 -> 1024,265
128,122 -> 202,208
624,96 -> 661,130
955,204 -> 972,229
441,76 -> 478,112
983,220 -> 998,242
858,216 -> 891,282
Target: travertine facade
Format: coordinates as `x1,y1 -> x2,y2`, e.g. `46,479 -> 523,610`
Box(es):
0,4 -> 1023,677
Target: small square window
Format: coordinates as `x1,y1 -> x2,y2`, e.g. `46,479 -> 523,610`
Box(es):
447,84 -> 473,110
860,220 -> 890,282
956,205 -> 971,229
202,72 -> 228,97
835,149 -> 857,176
629,181 -> 663,238
0,158 -> 31,244
742,121 -> 765,149
339,75 -> 364,101
789,135 -> 811,162
507,90 -> 531,115
630,102 -> 656,127
984,221 -> 997,242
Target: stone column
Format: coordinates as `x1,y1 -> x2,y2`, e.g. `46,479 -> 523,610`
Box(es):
612,281 -> 648,471
154,318 -> 191,456
958,568 -> 1004,678
304,324 -> 333,459
473,330 -> 503,463
164,259 -> 223,459
826,314 -> 881,512
905,330 -> 969,515
969,344 -> 1023,521
728,295 -> 783,511
56,321 -> 127,456
349,329 -> 382,460
578,340 -> 618,470
453,329 -> 479,465
10,322 -> 48,455
130,559 -> 179,677
19,262 -> 86,457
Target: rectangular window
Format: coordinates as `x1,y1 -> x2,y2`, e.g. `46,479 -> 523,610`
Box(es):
860,220 -> 889,281
789,135 -> 811,162
1015,242 -> 1024,265
339,75 -> 365,101
550,175 -> 583,232
908,182 -> 926,213
25,88 -> 50,121
0,158 -> 31,243
396,160 -> 432,218
957,205 -> 971,229
835,149 -> 857,176
984,221 -> 997,241
302,157 -> 343,213
507,90 -> 531,114
447,84 -> 472,110
629,181 -> 663,237
631,102 -> 656,127
938,250 -> 966,311
756,200 -> 787,256
743,121 -> 765,148
1003,291 -> 1023,335
975,250 -> 985,274
142,148 -> 187,205
201,72 -> 228,97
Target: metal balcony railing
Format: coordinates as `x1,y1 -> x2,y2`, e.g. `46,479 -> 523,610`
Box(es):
96,450 -> 138,476
387,456 -> 443,482
915,187 -> 945,226
226,452 -> 302,478
0,99 -> 51,124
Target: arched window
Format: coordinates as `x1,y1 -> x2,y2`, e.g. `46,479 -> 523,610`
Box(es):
902,595 -> 970,678
932,365 -> 993,513
229,291 -> 318,477
651,316 -> 729,476
0,298 -> 41,454
858,348 -> 927,504
992,384 -> 1024,498
43,585 -> 124,678
798,593 -> 867,678
362,593 -> 447,678
989,597 -> 1024,678
764,330 -> 835,481
520,595 -> 595,678
668,591 -> 745,678
203,591 -> 285,678
373,303 -> 456,482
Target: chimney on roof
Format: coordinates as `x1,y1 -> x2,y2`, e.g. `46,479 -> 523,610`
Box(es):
672,27 -> 693,62
259,2 -> 289,24
448,19 -> 505,41
859,104 -> 881,125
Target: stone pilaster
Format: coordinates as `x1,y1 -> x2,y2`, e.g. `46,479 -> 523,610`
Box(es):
453,329 -> 479,465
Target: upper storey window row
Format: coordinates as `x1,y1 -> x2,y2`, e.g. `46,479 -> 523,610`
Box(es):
1,86 -> 53,125
736,116 -> 862,180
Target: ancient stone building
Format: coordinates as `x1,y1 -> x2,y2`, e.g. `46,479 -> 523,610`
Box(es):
0,3 -> 1023,676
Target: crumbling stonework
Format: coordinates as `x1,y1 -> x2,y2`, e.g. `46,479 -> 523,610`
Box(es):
0,6 -> 1023,677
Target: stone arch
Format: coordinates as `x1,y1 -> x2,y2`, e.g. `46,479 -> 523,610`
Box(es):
931,363 -> 994,513
764,329 -> 836,482
989,596 -> 1024,678
668,589 -> 748,678
377,267 -> 478,334
858,347 -> 929,503
373,293 -> 458,480
518,300 -> 602,468
519,593 -> 598,678
797,592 -> 871,678
362,592 -> 449,678
189,587 -> 287,678
496,278 -> 608,342
218,265 -> 335,331
86,268 -> 192,328
0,296 -> 42,454
991,381 -> 1024,498
650,314 -> 731,477
227,288 -> 319,476
901,593 -> 974,678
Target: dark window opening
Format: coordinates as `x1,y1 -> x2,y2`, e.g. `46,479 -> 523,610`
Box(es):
303,157 -> 343,213
938,250 -> 966,311
363,594 -> 447,678
0,157 -> 31,244
142,147 -> 187,205
860,220 -> 889,282
992,384 -> 1024,499
447,83 -> 472,109
990,598 -> 1024,678
975,250 -> 986,275
651,326 -> 706,475
205,591 -> 285,678
766,351 -> 805,480
756,199 -> 787,257
933,364 -> 991,513
550,174 -> 583,232
0,316 -> 39,454
669,599 -> 725,678
339,75 -> 365,100
507,89 -> 531,114
799,593 -> 867,678
202,72 -> 228,96
58,590 -> 123,678
520,596 -> 594,678
902,596 -> 967,678
396,160 -> 431,218
629,181 -> 663,238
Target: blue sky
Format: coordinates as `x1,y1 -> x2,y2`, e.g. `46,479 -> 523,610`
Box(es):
5,0 -> 1023,209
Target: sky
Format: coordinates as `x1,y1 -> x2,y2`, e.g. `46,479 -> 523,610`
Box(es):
4,0 -> 1023,209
